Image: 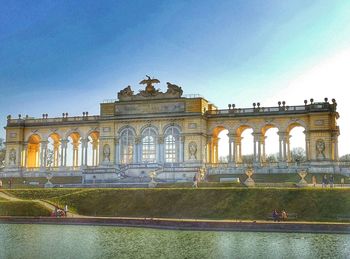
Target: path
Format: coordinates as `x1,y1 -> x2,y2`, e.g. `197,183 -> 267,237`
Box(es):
0,190 -> 80,218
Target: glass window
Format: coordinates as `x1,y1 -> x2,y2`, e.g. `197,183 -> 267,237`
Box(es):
142,128 -> 157,163
164,127 -> 180,163
120,128 -> 134,164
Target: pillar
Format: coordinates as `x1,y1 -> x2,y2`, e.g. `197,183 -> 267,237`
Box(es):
206,137 -> 212,163
158,135 -> 164,164
60,139 -> 68,167
40,141 -> 48,169
180,136 -> 185,163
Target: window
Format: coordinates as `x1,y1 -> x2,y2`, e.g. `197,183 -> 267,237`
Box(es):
142,128 -> 157,162
164,127 -> 180,163
120,128 -> 134,164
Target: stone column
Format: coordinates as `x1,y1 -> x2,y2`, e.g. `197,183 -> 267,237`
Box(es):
158,135 -> 164,164
80,138 -> 88,167
227,134 -> 233,163
40,141 -> 48,169
212,137 -> 218,163
23,142 -> 28,168
53,142 -> 60,167
92,140 -> 99,166
115,137 -> 120,165
179,136 -> 185,163
234,136 -> 242,163
261,135 -> 266,163
331,133 -> 339,161
60,139 -> 68,167
286,135 -> 291,162
206,137 -> 212,163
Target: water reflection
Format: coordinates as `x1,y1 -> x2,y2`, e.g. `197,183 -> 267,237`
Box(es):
0,224 -> 349,259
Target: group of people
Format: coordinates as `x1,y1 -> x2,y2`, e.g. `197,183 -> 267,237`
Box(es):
272,209 -> 288,222
321,174 -> 335,188
51,205 -> 69,218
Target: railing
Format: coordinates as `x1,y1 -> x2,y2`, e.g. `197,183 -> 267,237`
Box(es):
7,115 -> 100,126
183,94 -> 203,99
206,102 -> 336,117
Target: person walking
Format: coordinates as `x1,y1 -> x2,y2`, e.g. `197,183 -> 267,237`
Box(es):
192,174 -> 198,188
272,209 -> 279,222
329,175 -> 334,188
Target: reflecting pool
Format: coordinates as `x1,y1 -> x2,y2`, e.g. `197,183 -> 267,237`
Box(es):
0,224 -> 349,258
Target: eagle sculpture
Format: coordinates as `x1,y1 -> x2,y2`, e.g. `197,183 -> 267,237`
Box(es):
139,75 -> 160,94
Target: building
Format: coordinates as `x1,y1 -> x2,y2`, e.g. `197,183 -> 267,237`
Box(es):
2,77 -> 342,182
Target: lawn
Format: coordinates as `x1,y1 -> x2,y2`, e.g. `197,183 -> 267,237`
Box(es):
0,201 -> 51,216
5,187 -> 347,222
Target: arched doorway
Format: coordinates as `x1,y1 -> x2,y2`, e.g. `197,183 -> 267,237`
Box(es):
27,134 -> 41,168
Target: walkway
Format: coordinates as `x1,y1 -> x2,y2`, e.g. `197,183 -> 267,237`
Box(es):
0,190 -> 80,218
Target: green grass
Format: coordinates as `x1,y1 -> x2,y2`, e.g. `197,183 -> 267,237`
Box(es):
3,189 -> 83,200
0,176 -> 82,189
17,188 -> 347,222
0,201 -> 51,216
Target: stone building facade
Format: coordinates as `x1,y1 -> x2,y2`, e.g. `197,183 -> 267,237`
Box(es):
2,77 -> 341,181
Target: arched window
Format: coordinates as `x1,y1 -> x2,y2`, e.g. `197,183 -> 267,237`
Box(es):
142,128 -> 157,163
120,128 -> 134,164
164,127 -> 180,163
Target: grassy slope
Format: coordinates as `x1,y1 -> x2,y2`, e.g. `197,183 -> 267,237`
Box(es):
33,188 -> 350,222
0,201 -> 51,216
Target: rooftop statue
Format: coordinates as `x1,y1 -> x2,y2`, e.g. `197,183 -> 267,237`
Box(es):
139,75 -> 161,97
117,76 -> 183,101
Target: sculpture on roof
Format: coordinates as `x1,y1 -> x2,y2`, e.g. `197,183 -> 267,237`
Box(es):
117,76 -> 183,101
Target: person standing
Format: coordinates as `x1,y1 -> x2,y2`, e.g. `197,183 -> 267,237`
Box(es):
281,210 -> 288,221
312,175 -> 317,187
64,205 -> 68,217
329,175 -> 334,188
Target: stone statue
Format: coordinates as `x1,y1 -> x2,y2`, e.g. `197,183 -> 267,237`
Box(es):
118,85 -> 134,99
103,144 -> 111,162
139,75 -> 161,96
166,82 -> 183,96
316,139 -> 325,160
9,149 -> 16,165
189,141 -> 197,160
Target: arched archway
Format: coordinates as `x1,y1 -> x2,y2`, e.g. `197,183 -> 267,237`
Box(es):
66,132 -> 81,168
27,134 -> 41,168
236,126 -> 254,164
86,131 -> 99,166
47,133 -> 61,167
262,125 -> 279,163
287,123 -> 306,163
210,126 -> 229,163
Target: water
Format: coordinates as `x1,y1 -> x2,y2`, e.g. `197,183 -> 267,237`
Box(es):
0,224 -> 349,259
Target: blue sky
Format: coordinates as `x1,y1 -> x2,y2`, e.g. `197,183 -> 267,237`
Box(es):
1,0 -> 350,154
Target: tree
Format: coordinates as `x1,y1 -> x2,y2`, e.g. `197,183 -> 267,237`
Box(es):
339,154 -> 350,161
0,138 -> 5,167
290,147 -> 306,163
265,153 -> 279,163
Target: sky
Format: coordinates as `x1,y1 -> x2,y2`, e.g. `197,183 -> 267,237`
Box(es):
1,0 -> 350,155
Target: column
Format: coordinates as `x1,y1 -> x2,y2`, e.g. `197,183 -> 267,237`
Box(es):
158,135 -> 164,164
60,139 -> 68,167
80,138 -> 88,167
40,141 -> 48,169
227,134 -> 233,163
286,135 -> 291,162
92,140 -> 98,166
206,137 -> 212,163
261,136 -> 266,163
178,136 -> 184,163
331,133 -> 339,161
278,132 -> 288,163
54,142 -> 60,167
212,137 -> 218,163
23,142 -> 28,168
235,136 -> 242,163
252,133 -> 262,165
115,137 -> 120,165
